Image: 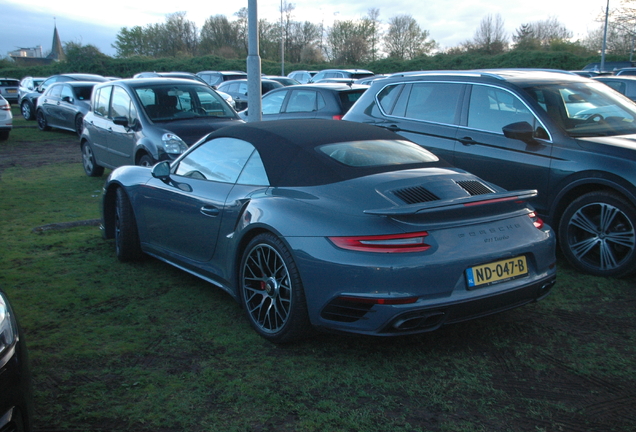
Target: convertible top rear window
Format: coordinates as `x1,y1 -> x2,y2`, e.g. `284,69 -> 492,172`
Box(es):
320,140 -> 439,167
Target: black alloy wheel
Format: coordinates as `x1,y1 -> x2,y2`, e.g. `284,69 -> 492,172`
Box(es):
240,233 -> 311,343
114,188 -> 144,262
559,191 -> 636,277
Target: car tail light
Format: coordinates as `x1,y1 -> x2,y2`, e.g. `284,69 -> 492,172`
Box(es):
332,115 -> 343,120
529,211 -> 544,229
328,231 -> 430,253
0,101 -> 10,111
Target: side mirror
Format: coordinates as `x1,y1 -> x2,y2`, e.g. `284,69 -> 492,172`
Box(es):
151,161 -> 171,179
62,96 -> 74,103
502,121 -> 536,143
113,116 -> 129,127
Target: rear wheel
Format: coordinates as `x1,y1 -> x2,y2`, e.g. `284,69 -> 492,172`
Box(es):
75,114 -> 84,137
240,233 -> 312,343
558,191 -> 636,277
0,130 -> 8,141
138,154 -> 154,167
81,142 -> 104,177
115,188 -> 144,262
36,110 -> 50,131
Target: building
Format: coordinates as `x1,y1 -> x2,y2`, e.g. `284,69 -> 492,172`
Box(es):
9,25 -> 66,66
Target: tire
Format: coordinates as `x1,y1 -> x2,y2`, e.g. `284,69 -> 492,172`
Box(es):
138,154 -> 154,167
81,142 -> 104,177
0,130 -> 8,141
240,233 -> 312,343
75,114 -> 84,137
115,188 -> 144,262
558,191 -> 636,277
36,110 -> 51,131
21,100 -> 34,120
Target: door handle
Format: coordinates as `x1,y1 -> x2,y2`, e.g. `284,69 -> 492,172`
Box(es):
200,206 -> 220,217
459,136 -> 478,146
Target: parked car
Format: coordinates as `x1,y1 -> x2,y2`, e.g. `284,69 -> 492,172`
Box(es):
80,78 -> 243,177
309,69 -> 375,83
196,71 -> 247,88
593,75 -> 636,101
20,73 -> 107,120
0,95 -> 12,141
344,68 -> 636,277
0,288 -> 34,432
614,67 -> 636,76
36,81 -> 98,136
238,83 -> 368,121
18,76 -> 45,104
100,119 -> 557,343
287,70 -> 318,84
216,79 -> 283,111
262,75 -> 300,86
0,78 -> 20,104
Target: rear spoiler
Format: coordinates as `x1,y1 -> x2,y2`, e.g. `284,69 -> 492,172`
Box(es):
364,190 -> 538,216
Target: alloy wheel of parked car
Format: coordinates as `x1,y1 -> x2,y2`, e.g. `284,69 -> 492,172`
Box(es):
75,114 -> 84,137
81,142 -> 104,177
20,100 -> 34,120
138,154 -> 154,167
115,188 -> 144,262
36,110 -> 50,131
558,191 -> 636,277
240,233 -> 311,343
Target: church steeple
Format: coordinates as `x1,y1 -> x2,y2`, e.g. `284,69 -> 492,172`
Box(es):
47,19 -> 66,61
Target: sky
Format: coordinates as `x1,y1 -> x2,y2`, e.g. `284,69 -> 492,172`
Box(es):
1,0 -> 609,59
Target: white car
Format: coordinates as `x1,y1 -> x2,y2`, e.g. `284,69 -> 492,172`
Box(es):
0,95 -> 12,141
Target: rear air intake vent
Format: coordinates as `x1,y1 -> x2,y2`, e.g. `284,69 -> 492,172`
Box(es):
456,180 -> 495,196
392,185 -> 440,204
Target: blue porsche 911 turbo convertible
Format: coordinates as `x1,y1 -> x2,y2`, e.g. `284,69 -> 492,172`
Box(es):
101,119 -> 557,343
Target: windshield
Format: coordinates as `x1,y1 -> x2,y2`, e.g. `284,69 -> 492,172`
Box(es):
134,84 -> 235,121
522,81 -> 636,137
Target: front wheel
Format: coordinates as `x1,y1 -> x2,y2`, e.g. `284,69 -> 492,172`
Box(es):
240,233 -> 312,343
81,142 -> 104,177
75,114 -> 84,137
137,154 -> 154,167
21,100 -> 34,120
115,188 -> 144,262
36,110 -> 50,131
558,191 -> 636,277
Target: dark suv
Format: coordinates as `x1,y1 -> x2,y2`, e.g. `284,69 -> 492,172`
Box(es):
344,69 -> 636,277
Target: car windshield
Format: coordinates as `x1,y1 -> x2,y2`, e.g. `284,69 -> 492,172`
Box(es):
134,84 -> 235,121
522,81 -> 636,137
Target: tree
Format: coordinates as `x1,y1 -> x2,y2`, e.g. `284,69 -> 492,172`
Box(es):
513,17 -> 573,50
200,15 -> 242,58
384,14 -> 437,60
326,20 -> 371,63
363,8 -> 382,62
472,14 -> 508,54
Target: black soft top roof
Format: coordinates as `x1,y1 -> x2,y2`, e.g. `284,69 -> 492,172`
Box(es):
203,119 -> 447,187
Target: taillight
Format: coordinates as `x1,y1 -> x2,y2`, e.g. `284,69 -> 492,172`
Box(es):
0,102 -> 10,111
332,114 -> 343,120
328,231 -> 430,253
529,211 -> 544,229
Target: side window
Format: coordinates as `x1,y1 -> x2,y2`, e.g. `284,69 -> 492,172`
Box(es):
262,91 -> 287,115
237,151 -> 269,185
377,84 -> 405,114
238,82 -> 248,95
401,82 -> 463,125
111,86 -> 134,122
286,90 -> 316,113
467,85 -> 537,133
175,138 -> 264,184
48,85 -> 62,98
60,85 -> 74,100
93,86 -> 113,117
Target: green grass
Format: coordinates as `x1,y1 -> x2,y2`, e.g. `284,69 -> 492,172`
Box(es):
1,120 -> 635,431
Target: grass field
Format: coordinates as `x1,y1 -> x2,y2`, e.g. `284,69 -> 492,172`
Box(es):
1,107 -> 635,431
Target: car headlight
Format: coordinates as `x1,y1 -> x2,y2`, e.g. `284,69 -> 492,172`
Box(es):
0,293 -> 17,362
162,133 -> 188,155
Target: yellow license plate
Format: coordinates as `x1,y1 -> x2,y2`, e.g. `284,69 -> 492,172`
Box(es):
466,256 -> 528,288
7,89 -> 16,93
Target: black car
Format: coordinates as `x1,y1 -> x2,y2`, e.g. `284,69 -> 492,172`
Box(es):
80,78 -> 242,177
216,79 -> 283,111
20,73 -> 108,120
36,81 -> 98,136
344,69 -> 636,277
0,289 -> 33,432
0,78 -> 20,104
239,83 -> 368,121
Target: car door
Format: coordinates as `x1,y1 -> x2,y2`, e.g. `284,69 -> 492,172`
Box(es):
85,85 -> 114,166
452,84 -> 553,213
280,89 -> 319,120
375,81 -> 465,165
39,84 -> 63,127
106,85 -> 138,167
138,137 -> 260,262
57,84 -> 77,130
260,89 -> 287,120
